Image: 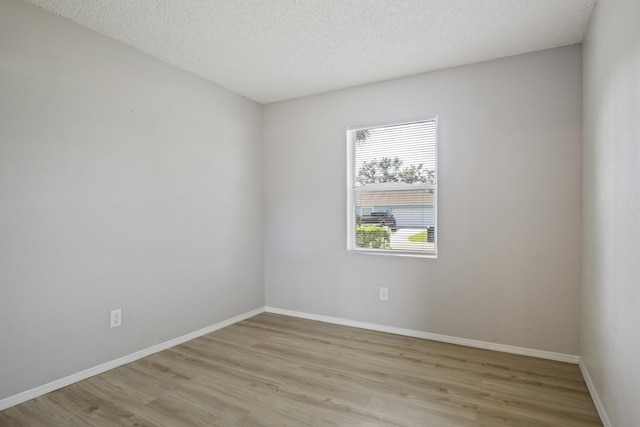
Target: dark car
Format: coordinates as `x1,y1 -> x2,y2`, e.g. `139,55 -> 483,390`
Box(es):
360,211 -> 397,231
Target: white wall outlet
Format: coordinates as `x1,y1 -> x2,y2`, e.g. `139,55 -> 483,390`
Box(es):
379,287 -> 389,301
110,309 -> 122,328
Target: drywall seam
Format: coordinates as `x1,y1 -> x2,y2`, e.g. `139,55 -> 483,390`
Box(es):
266,307 -> 580,364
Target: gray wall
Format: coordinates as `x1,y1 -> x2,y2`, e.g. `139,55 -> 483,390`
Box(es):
264,45 -> 583,355
0,0 -> 596,407
0,0 -> 263,400
582,0 -> 640,425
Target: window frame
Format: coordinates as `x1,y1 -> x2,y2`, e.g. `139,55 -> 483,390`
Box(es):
346,117 -> 438,258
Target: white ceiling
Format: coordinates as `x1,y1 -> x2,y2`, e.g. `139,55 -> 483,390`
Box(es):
24,0 -> 596,104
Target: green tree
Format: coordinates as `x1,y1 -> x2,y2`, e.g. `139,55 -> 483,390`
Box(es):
354,129 -> 370,144
357,157 -> 435,185
399,163 -> 435,184
378,157 -> 403,182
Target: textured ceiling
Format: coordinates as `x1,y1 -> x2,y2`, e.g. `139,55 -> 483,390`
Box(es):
24,0 -> 596,104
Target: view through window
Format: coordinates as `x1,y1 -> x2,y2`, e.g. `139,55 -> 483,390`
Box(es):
347,118 -> 437,257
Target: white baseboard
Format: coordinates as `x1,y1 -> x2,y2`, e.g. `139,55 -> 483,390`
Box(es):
265,307 -> 580,364
0,307 -> 265,412
579,360 -> 612,427
1,306 -> 585,414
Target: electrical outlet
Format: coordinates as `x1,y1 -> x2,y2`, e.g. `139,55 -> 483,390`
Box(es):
379,287 -> 389,301
110,309 -> 122,328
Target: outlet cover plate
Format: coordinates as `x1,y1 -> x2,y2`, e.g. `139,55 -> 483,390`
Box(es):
110,309 -> 122,328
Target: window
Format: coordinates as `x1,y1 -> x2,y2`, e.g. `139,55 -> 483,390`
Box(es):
347,118 -> 437,257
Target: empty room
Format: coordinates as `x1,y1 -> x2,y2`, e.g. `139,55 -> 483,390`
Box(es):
1,0 -> 638,426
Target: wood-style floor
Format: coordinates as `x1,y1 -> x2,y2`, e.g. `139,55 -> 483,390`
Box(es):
0,313 -> 602,426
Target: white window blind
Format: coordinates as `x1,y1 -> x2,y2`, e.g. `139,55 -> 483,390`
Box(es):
347,118 -> 437,257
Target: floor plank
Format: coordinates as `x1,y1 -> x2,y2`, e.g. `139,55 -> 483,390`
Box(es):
0,313 -> 602,426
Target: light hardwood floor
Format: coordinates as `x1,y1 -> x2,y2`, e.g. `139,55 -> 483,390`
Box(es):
0,313 -> 602,426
